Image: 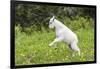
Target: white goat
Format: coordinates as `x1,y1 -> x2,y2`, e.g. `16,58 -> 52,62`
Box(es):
49,16 -> 80,56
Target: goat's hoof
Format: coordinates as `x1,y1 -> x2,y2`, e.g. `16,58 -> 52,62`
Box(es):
49,44 -> 52,47
72,54 -> 75,57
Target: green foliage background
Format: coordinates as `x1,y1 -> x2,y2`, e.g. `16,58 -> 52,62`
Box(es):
15,3 -> 95,32
15,3 -> 95,65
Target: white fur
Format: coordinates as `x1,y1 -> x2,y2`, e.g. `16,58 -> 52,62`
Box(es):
49,16 -> 80,56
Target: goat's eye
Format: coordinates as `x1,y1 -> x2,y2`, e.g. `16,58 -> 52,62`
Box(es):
49,21 -> 52,24
50,22 -> 52,24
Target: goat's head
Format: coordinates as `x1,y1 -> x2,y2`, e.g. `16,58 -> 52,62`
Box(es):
49,16 -> 55,29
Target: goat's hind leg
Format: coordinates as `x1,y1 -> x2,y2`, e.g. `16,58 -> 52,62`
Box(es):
70,41 -> 80,56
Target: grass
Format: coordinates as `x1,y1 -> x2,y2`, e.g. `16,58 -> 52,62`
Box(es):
15,27 -> 94,65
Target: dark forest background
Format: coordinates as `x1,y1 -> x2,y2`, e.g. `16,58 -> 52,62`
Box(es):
15,3 -> 95,32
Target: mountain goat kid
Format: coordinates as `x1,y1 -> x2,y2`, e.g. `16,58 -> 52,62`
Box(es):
49,16 -> 80,56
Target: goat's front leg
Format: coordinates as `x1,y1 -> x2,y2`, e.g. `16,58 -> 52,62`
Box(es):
49,37 -> 63,47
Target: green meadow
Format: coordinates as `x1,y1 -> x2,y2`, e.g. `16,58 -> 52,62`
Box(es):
15,27 -> 94,65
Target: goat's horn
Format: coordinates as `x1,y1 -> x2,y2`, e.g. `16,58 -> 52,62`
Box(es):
53,15 -> 55,19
